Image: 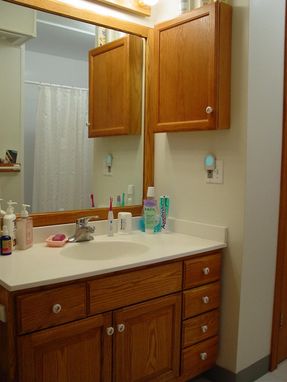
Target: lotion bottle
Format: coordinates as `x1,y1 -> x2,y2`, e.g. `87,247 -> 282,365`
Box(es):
3,200 -> 17,249
16,204 -> 33,250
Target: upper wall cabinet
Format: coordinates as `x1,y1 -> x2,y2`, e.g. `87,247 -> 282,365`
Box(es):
89,34 -> 143,137
153,2 -> 232,133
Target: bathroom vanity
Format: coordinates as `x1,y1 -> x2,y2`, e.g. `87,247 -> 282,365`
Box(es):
0,232 -> 225,382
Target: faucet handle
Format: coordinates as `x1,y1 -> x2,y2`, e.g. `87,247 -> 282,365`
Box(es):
76,216 -> 99,226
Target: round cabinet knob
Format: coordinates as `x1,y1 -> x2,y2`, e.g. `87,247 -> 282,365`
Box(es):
202,296 -> 210,304
117,324 -> 125,333
52,304 -> 62,314
200,352 -> 208,361
202,267 -> 210,275
206,106 -> 213,114
106,327 -> 115,336
86,122 -> 91,127
201,325 -> 208,333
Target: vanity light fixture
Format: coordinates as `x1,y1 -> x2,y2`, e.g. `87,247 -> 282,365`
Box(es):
138,0 -> 158,7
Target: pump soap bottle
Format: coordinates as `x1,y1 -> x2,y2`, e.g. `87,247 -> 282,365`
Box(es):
16,204 -> 33,250
3,200 -> 17,250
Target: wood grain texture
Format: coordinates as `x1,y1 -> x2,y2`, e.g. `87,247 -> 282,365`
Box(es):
0,286 -> 17,382
153,3 -> 232,133
17,284 -> 87,334
89,35 -> 142,137
89,262 -> 182,315
4,0 -> 150,37
271,0 -> 287,369
183,281 -> 220,319
183,252 -> 221,289
18,313 -> 112,382
144,28 -> 155,197
217,2 -> 232,129
181,336 -> 218,380
182,309 -> 219,348
114,293 -> 181,382
32,205 -> 142,227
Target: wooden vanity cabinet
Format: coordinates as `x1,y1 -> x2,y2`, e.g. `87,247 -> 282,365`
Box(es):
153,2 -> 232,133
0,250 -> 222,382
88,34 -> 143,137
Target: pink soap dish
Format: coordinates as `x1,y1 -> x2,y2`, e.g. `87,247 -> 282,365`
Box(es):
46,234 -> 69,247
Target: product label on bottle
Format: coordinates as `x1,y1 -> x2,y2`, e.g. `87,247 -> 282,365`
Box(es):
26,220 -> 33,246
1,238 -> 12,255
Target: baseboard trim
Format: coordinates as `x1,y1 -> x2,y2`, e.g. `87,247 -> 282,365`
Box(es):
204,355 -> 270,382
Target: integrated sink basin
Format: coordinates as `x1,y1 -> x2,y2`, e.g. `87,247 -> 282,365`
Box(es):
60,240 -> 149,260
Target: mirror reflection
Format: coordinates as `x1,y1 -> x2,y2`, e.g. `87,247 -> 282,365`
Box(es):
0,1 -> 144,213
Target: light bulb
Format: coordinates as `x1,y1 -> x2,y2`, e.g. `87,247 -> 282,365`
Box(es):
138,0 -> 158,6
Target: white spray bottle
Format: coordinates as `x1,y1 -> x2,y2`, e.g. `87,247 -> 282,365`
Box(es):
3,200 -> 17,249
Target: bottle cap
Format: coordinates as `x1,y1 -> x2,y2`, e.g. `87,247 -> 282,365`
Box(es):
21,204 -> 31,218
147,186 -> 155,198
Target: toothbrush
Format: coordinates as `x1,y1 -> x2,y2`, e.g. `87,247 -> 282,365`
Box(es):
90,193 -> 95,208
121,192 -> 125,207
107,197 -> 114,237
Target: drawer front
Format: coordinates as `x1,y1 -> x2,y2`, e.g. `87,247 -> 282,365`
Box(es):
181,336 -> 218,380
17,284 -> 87,334
183,282 -> 220,319
89,262 -> 182,315
184,252 -> 221,289
182,309 -> 219,347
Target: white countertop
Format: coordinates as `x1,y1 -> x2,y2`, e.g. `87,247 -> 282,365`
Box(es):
0,231 -> 226,292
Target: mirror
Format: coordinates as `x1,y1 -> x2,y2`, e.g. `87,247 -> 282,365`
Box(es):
0,0 -> 145,215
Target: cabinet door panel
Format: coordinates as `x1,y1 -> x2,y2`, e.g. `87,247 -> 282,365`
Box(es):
18,314 -> 112,382
154,5 -> 216,132
114,294 -> 181,382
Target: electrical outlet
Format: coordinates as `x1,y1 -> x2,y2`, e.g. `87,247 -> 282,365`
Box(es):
206,160 -> 224,184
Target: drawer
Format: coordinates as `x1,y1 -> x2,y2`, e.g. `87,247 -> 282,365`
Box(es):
17,284 -> 87,334
88,262 -> 182,315
182,309 -> 219,347
183,282 -> 220,319
181,336 -> 218,380
183,252 -> 221,289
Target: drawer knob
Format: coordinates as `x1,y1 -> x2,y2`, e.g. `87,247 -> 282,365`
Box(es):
202,296 -> 210,304
202,267 -> 210,275
106,327 -> 115,336
201,325 -> 208,333
52,304 -> 62,314
200,352 -> 208,361
117,323 -> 125,333
206,106 -> 213,114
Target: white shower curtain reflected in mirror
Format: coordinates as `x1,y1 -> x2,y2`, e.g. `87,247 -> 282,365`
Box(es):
32,84 -> 93,212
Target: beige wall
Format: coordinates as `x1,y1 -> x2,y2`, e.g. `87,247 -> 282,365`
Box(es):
93,135 -> 143,207
154,0 -> 249,371
236,0 -> 285,372
0,41 -> 23,204
154,0 -> 285,375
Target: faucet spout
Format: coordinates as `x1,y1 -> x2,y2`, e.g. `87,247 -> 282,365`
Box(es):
68,216 -> 99,242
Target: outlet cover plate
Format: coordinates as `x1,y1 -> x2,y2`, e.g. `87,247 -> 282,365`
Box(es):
206,160 -> 224,184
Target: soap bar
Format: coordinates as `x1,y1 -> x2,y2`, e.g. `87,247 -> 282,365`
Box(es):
52,234 -> 66,241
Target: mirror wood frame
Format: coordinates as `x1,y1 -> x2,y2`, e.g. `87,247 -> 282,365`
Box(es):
3,0 -> 154,226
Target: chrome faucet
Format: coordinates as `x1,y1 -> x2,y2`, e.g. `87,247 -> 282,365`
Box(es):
68,216 -> 98,242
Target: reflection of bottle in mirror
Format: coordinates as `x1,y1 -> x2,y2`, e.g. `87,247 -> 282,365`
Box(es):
127,185 -> 135,206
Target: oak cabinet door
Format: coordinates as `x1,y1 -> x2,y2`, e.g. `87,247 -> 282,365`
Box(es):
89,35 -> 142,137
153,3 -> 232,132
18,313 -> 112,382
113,293 -> 181,382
